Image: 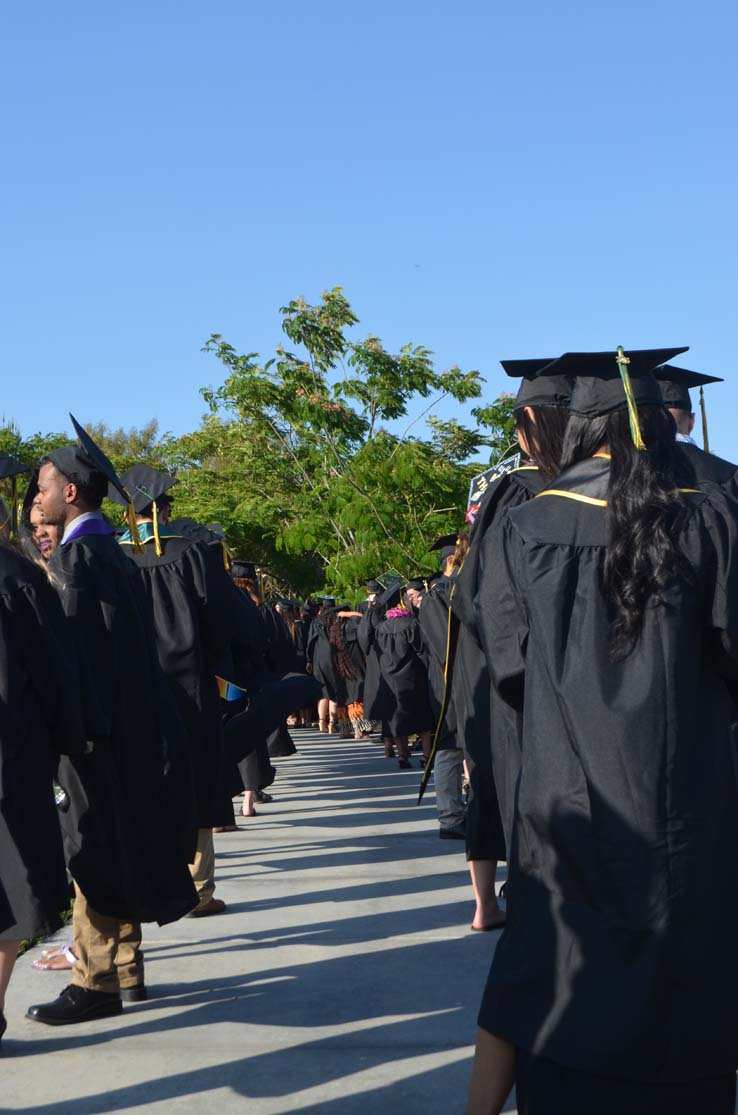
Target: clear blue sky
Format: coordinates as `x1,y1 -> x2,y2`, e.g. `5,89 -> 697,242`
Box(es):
2,0 -> 736,457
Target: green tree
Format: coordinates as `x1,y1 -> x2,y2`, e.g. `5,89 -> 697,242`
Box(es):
188,286 -> 512,597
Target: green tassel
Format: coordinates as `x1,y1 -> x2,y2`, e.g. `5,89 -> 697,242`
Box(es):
616,346 -> 646,451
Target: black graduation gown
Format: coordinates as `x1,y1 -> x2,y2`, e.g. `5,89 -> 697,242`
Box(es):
258,605 -> 298,756
292,619 -> 309,673
341,617 -> 366,705
120,534 -> 238,829
417,578 -> 456,751
374,613 -> 434,737
476,456 -> 738,1084
453,467 -> 544,859
357,606 -> 392,723
678,441 -> 737,485
0,549 -> 85,940
307,618 -> 349,705
50,532 -> 197,925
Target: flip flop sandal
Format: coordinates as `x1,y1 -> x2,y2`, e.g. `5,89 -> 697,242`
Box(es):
33,945 -> 77,970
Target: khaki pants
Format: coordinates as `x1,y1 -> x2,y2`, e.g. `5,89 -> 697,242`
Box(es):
71,884 -> 143,994
189,827 -> 215,905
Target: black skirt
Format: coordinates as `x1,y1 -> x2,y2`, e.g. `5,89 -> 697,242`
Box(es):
515,1047 -> 736,1115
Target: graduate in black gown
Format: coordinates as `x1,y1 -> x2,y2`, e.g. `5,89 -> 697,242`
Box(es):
467,349 -> 738,1115
26,421 -> 197,1028
112,464 -> 242,915
450,363 -> 571,934
654,361 -> 738,483
0,501 -> 85,1043
357,586 -> 398,756
373,582 -> 434,767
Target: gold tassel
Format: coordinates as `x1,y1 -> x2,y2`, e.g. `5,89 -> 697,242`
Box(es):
220,539 -> 232,571
615,346 -> 646,451
127,498 -> 144,553
10,477 -> 18,540
700,386 -> 710,454
152,500 -> 163,557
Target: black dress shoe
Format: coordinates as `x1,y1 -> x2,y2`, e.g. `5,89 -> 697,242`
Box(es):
27,984 -> 123,1026
254,790 -> 274,803
120,985 -> 148,1003
439,824 -> 466,840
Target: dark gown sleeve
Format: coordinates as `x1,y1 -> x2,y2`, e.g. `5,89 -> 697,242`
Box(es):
696,484 -> 738,700
475,511 -> 529,710
14,576 -> 86,756
51,545 -> 115,739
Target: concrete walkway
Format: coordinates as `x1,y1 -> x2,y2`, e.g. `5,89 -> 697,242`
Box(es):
3,732 -> 509,1114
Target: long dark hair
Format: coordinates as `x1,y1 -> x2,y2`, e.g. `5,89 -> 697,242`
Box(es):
515,404 -> 570,481
326,609 -> 359,680
559,405 -> 696,661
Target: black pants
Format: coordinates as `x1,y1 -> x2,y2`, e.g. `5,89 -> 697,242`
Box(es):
516,1048 -> 736,1115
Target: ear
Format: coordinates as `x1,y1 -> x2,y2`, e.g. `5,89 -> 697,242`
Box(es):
688,412 -> 696,435
63,481 -> 79,505
523,405 -> 537,424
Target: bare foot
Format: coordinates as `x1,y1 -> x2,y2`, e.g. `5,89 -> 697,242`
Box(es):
471,901 -> 506,932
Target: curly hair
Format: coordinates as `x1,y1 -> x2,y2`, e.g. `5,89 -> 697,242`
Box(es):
559,405 -> 697,660
327,609 -> 359,680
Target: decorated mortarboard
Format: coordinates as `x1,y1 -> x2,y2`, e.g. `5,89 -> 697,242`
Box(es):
107,464 -> 177,556
110,464 -> 177,514
501,358 -> 571,412
539,347 -> 690,450
654,364 -> 722,452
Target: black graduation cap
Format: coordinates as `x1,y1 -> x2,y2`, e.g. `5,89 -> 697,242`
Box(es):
366,579 -> 382,594
318,595 -> 336,605
501,358 -> 572,412
375,573 -> 406,610
0,452 -> 28,539
0,452 -> 28,481
653,364 -> 722,413
405,577 -> 428,592
65,415 -> 128,503
538,348 -> 688,418
231,560 -> 258,581
430,532 -> 459,564
109,464 -> 177,514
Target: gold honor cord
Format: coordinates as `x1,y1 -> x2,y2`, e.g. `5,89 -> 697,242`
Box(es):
152,501 -> 163,557
418,583 -> 460,806
700,386 -> 710,454
615,346 -> 646,451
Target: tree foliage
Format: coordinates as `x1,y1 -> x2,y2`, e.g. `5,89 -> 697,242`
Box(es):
1,287 -> 516,599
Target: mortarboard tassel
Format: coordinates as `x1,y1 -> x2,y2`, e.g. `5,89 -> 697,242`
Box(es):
220,539 -> 232,571
126,496 -> 144,553
700,386 -> 710,454
10,477 -> 18,541
152,500 -> 163,557
615,346 -> 646,451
